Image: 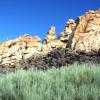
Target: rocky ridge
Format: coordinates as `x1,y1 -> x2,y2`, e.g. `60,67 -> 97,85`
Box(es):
0,9 -> 100,72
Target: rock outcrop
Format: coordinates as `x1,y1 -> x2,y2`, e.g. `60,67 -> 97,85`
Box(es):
59,19 -> 76,42
58,19 -> 76,48
71,9 -> 100,52
0,34 -> 42,67
42,26 -> 57,53
0,9 -> 100,72
43,26 -> 56,44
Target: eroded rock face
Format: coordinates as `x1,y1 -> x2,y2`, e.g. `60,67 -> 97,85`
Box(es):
42,26 -> 57,53
43,26 -> 56,44
0,27 -> 58,68
58,19 -> 76,48
59,19 -> 76,42
0,9 -> 100,72
0,35 -> 42,67
71,9 -> 100,52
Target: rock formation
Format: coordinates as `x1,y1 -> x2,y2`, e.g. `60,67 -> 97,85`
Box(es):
0,9 -> 100,72
0,34 -> 42,67
43,26 -> 56,44
71,9 -> 100,52
58,19 -> 76,48
59,19 -> 76,42
42,26 -> 57,52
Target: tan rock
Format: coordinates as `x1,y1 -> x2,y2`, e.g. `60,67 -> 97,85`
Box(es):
59,19 -> 76,43
43,26 -> 56,44
0,9 -> 100,68
71,9 -> 100,52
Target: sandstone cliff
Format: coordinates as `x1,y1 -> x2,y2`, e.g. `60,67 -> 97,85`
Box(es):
0,9 -> 100,72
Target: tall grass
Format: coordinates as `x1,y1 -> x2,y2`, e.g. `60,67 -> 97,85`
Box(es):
0,63 -> 100,100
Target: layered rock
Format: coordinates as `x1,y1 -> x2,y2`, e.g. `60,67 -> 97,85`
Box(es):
0,34 -> 42,67
0,9 -> 100,72
71,9 -> 100,52
43,26 -> 57,52
59,19 -> 76,42
43,26 -> 56,43
0,27 -> 58,68
58,19 -> 76,48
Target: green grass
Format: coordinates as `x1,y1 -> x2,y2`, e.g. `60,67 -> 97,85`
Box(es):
0,63 -> 100,100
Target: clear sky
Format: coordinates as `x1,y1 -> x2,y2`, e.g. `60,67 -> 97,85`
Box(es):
0,0 -> 100,42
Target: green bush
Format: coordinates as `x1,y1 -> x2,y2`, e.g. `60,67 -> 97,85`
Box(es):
0,63 -> 99,100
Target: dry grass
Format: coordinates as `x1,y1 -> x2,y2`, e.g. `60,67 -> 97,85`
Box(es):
0,63 -> 99,100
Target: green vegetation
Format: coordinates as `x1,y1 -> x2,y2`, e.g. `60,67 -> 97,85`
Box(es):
0,63 -> 100,100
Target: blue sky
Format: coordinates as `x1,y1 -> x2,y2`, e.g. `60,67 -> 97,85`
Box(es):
0,0 -> 100,42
